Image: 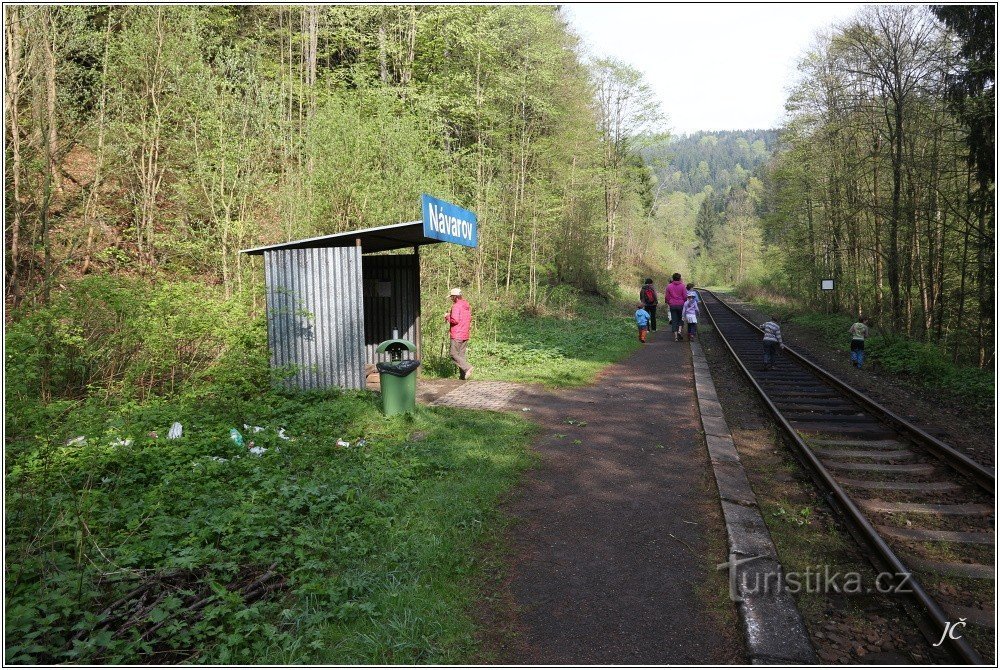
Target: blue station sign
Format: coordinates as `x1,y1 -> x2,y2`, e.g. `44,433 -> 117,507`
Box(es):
421,194 -> 478,248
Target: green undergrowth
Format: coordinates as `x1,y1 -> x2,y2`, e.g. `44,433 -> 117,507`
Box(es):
5,275 -> 634,664
741,295 -> 994,409
5,386 -> 535,664
423,289 -> 641,387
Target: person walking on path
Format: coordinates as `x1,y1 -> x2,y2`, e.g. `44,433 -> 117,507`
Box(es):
761,315 -> 784,370
849,317 -> 870,368
639,278 -> 658,331
682,291 -> 699,341
445,288 -> 473,380
635,302 -> 652,343
665,273 -> 687,341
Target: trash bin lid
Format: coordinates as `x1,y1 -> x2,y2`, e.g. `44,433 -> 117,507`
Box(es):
376,359 -> 421,376
376,338 -> 417,354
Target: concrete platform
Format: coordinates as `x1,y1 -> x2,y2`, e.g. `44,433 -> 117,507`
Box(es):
691,340 -> 817,665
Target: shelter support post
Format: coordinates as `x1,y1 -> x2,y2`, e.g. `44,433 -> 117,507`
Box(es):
414,245 -> 421,359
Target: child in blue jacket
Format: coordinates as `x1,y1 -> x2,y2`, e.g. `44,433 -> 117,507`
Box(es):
635,303 -> 652,343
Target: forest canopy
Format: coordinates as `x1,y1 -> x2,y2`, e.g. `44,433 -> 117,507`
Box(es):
3,3 -> 993,419
761,4 -> 995,366
4,5 -> 663,310
4,5 -> 666,410
643,6 -> 994,369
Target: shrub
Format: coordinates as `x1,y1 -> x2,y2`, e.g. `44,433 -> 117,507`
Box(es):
867,334 -> 994,406
786,312 -> 993,407
5,276 -> 267,441
789,313 -> 855,349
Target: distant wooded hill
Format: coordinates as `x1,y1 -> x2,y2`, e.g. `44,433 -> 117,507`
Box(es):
643,129 -> 779,195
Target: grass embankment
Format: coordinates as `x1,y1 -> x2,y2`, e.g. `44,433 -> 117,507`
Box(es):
423,291 -> 642,387
6,278 -> 645,664
5,390 -> 535,664
735,288 -> 994,408
4,277 -> 548,664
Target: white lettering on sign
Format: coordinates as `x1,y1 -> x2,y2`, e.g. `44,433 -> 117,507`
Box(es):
428,203 -> 473,242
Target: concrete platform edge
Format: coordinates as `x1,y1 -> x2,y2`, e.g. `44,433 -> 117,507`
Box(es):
690,340 -> 817,665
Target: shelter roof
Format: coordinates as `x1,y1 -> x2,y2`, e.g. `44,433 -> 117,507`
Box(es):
240,220 -> 441,256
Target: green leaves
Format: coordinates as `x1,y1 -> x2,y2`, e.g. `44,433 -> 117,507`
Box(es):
438,293 -> 639,388
6,388 -> 533,663
5,275 -> 269,444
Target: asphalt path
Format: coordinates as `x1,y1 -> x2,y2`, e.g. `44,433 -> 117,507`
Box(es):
500,329 -> 746,663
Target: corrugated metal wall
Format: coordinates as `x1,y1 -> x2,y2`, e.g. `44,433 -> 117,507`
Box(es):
362,254 -> 421,363
264,247 -> 366,390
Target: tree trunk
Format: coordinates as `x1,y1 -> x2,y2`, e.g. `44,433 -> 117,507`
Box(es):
378,19 -> 387,84
82,17 -> 113,276
44,8 -> 61,194
402,6 -> 416,87
975,194 -> 992,367
887,104 -> 904,330
953,206 -> 971,363
871,131 -> 884,322
5,7 -> 24,301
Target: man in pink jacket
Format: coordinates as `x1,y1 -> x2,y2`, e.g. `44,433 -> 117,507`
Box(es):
665,273 -> 688,341
445,287 -> 473,379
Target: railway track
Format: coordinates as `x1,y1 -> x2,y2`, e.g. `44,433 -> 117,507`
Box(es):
700,290 -> 995,665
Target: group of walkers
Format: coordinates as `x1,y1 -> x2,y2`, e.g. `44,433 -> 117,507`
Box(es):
444,282 -> 874,380
757,314 -> 870,370
635,273 -> 701,344
633,275 -> 874,373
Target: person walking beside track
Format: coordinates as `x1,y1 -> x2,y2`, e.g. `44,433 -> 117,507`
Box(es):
445,288 -> 473,380
849,316 -> 870,368
760,315 -> 784,370
665,273 -> 687,341
640,278 -> 658,331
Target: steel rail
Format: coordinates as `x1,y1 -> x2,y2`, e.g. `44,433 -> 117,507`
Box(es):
704,290 -> 994,491
701,290 -> 986,665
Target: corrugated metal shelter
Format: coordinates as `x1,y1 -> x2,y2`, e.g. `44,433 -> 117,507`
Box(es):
241,221 -> 442,390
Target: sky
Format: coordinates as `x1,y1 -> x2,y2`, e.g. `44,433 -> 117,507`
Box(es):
564,3 -> 866,135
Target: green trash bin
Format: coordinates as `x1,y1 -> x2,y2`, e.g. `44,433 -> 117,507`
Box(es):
376,339 -> 419,416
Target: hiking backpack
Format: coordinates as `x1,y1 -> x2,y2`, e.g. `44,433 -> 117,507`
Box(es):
642,286 -> 656,304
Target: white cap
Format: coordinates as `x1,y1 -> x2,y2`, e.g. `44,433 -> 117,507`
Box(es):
449,288 -> 462,296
